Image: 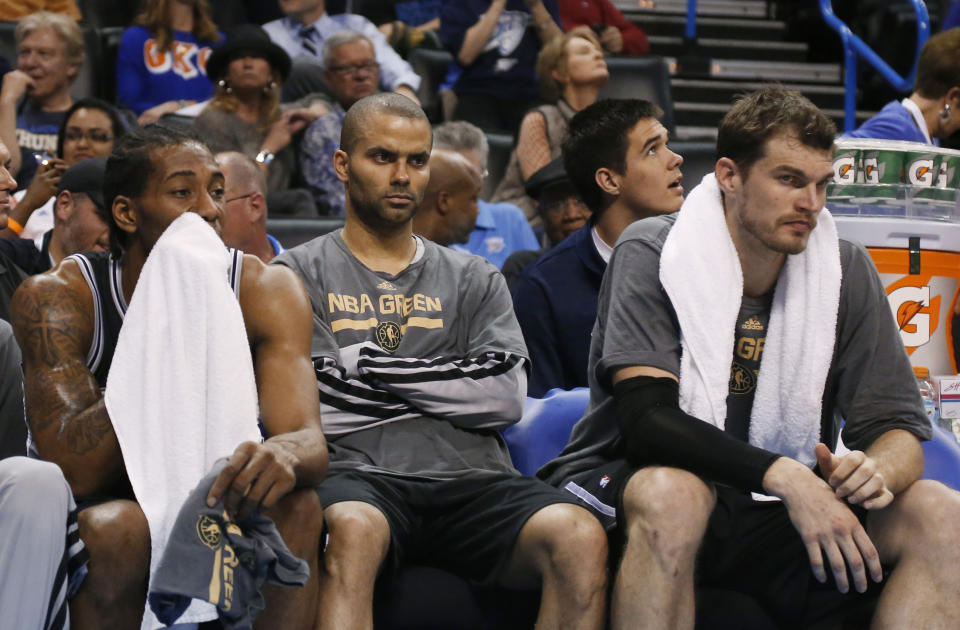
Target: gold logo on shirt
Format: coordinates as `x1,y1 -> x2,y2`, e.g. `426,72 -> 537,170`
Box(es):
376,321 -> 403,352
741,316 -> 764,331
729,363 -> 756,394
197,515 -> 222,549
376,280 -> 397,291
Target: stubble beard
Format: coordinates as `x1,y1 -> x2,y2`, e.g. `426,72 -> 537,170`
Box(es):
737,190 -> 812,257
348,188 -> 417,235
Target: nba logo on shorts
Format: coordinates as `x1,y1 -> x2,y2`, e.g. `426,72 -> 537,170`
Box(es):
599,475 -> 611,488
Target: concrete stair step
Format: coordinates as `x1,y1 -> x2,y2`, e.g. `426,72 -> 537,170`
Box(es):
674,101 -> 877,129
665,57 -> 842,83
670,78 -> 846,109
649,35 -> 808,62
676,125 -> 719,142
632,15 -> 787,40
614,0 -> 769,18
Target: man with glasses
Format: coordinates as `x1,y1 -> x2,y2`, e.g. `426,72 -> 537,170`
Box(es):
300,31 -> 384,216
263,0 -> 419,101
218,151 -> 284,262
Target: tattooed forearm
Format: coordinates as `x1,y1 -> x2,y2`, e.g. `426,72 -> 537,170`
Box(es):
25,363 -> 109,447
62,399 -> 113,455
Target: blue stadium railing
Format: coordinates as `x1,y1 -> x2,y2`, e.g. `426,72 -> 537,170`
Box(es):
819,0 -> 930,132
680,0 -> 930,132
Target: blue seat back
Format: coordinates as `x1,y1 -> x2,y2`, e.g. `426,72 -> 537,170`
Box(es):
504,388 -> 589,476
922,425 -> 960,491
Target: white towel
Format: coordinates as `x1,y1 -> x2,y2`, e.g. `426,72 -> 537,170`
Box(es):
659,173 -> 842,476
104,213 -> 262,630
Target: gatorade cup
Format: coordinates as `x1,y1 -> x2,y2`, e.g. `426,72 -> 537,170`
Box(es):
937,148 -> 960,196
829,145 -> 858,207
907,148 -> 943,198
832,146 -> 859,185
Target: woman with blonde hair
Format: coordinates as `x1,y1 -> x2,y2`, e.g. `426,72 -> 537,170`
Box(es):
116,0 -> 223,124
193,25 -> 329,195
491,28 -> 608,227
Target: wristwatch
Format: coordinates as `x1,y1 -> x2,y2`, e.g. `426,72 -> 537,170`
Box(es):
255,150 -> 275,166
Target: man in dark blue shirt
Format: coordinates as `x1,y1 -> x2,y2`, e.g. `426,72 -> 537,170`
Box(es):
438,0 -> 562,133
512,99 -> 684,396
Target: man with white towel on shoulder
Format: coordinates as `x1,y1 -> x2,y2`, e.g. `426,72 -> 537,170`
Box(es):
10,124 -> 328,630
539,85 -> 960,629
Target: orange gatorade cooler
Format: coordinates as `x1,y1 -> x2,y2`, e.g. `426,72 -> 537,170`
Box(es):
832,216 -> 960,375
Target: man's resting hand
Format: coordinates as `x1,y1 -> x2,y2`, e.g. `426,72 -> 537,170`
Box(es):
816,443 -> 894,510
205,441 -> 298,521
763,456 -> 883,594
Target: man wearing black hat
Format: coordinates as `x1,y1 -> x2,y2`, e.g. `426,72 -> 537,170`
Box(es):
500,156 -> 592,287
0,157 -> 109,286
511,99 -> 683,396
195,24 -> 329,205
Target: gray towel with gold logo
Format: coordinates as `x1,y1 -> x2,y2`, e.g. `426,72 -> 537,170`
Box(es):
148,461 -> 309,629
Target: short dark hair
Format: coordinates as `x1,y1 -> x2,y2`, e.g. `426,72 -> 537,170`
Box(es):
914,28 -> 960,99
717,86 -> 836,178
102,124 -> 205,257
562,99 -> 663,215
340,92 -> 430,154
56,97 -> 127,158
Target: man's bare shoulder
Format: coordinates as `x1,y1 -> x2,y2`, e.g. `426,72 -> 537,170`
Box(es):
238,254 -> 313,344
11,258 -> 95,366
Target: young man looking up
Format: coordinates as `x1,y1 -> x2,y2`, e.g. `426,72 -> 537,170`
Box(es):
513,99 -> 683,396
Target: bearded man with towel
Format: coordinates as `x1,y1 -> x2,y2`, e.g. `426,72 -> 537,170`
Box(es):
539,86 -> 960,629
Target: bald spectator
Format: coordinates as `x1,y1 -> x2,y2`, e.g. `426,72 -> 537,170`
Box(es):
433,121 -> 539,267
300,30 -> 382,216
413,149 -> 483,247
0,11 -> 85,189
0,0 -> 81,22
217,151 -> 284,262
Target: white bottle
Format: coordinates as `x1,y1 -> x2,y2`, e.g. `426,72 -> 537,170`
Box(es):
913,366 -> 939,427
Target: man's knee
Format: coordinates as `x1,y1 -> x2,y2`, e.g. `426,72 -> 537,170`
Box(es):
879,480 -> 960,560
79,500 -> 150,580
266,488 -> 323,547
516,503 -> 608,603
324,502 -> 391,562
526,503 -> 609,571
621,467 -> 714,557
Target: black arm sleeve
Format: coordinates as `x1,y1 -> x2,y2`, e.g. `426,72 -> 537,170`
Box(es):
614,376 -> 781,493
